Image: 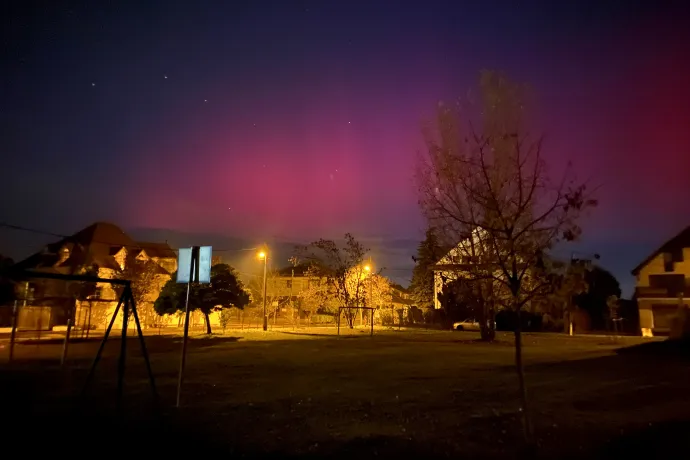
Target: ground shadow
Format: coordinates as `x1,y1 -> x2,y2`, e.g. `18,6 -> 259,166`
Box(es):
615,338 -> 690,358
589,419 -> 690,459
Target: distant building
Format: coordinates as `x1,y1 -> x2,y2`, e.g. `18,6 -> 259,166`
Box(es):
632,226 -> 690,337
266,264 -> 313,300
431,229 -> 498,310
14,222 -> 177,331
390,283 -> 414,310
431,228 -> 535,314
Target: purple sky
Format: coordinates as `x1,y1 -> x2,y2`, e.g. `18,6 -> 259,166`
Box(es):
2,1 -> 689,294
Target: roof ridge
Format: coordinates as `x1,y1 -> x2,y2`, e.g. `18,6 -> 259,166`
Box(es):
631,225 -> 690,275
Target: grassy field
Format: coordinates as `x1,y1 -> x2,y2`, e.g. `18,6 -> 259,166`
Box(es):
1,328 -> 689,459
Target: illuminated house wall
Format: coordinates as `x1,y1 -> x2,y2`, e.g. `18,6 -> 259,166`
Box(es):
632,228 -> 690,337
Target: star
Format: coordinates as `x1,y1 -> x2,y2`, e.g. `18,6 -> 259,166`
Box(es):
204,99 -> 208,102
348,121 -> 351,124
91,82 -> 95,87
164,75 -> 168,79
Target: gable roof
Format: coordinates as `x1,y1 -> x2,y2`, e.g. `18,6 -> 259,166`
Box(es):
277,263 -> 312,277
136,241 -> 176,259
15,222 -> 157,274
631,226 -> 690,275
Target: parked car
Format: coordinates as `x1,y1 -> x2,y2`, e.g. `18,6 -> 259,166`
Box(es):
453,318 -> 480,331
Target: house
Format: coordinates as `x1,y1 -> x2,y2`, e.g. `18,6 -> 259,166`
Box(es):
267,264 -> 314,300
14,222 -> 177,331
431,228 -> 535,315
632,226 -> 690,337
391,283 -> 414,308
431,228 -> 498,310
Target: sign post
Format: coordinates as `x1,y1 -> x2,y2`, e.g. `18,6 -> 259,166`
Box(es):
175,246 -> 212,407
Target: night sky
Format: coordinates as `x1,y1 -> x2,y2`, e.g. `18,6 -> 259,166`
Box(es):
2,0 -> 689,294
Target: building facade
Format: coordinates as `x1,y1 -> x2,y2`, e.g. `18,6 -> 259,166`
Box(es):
14,222 -> 177,331
632,227 -> 690,337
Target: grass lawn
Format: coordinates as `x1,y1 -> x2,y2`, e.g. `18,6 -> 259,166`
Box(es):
1,328 -> 689,459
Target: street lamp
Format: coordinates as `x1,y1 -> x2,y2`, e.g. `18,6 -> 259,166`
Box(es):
258,249 -> 268,331
364,262 -> 372,326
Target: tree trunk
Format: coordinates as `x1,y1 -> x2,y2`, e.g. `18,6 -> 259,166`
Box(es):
514,304 -> 534,450
478,282 -> 495,341
479,302 -> 496,341
204,312 -> 212,334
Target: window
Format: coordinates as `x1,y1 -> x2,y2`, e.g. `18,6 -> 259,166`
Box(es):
92,287 -> 103,300
286,280 -> 292,289
663,253 -> 674,272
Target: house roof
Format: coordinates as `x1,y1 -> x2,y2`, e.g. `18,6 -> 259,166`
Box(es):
15,222 -> 173,274
390,283 -> 408,293
631,226 -> 690,275
277,263 -> 312,276
135,241 -> 176,259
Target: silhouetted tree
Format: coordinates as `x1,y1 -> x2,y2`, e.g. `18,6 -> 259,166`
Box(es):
574,266 -> 621,331
618,297 -> 639,334
416,70 -> 596,447
154,264 -> 250,334
437,276 -> 477,326
0,255 -> 15,306
409,228 -> 445,310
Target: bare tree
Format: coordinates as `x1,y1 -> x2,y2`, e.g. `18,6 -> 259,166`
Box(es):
297,234 -> 369,328
416,70 -> 596,447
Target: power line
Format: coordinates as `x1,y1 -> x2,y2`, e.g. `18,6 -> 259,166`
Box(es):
0,222 -> 422,266
0,221 -> 261,253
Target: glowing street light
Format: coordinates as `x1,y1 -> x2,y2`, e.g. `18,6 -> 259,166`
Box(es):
258,248 -> 268,331
363,261 -> 373,326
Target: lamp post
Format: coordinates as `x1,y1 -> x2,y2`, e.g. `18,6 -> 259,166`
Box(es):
288,256 -> 299,328
364,263 -> 371,327
258,250 -> 268,331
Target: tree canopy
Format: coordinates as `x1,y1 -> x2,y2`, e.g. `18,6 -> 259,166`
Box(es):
296,233 -> 371,327
154,263 -> 250,334
409,228 -> 444,310
415,70 -> 596,445
0,254 -> 15,305
575,266 -> 621,330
